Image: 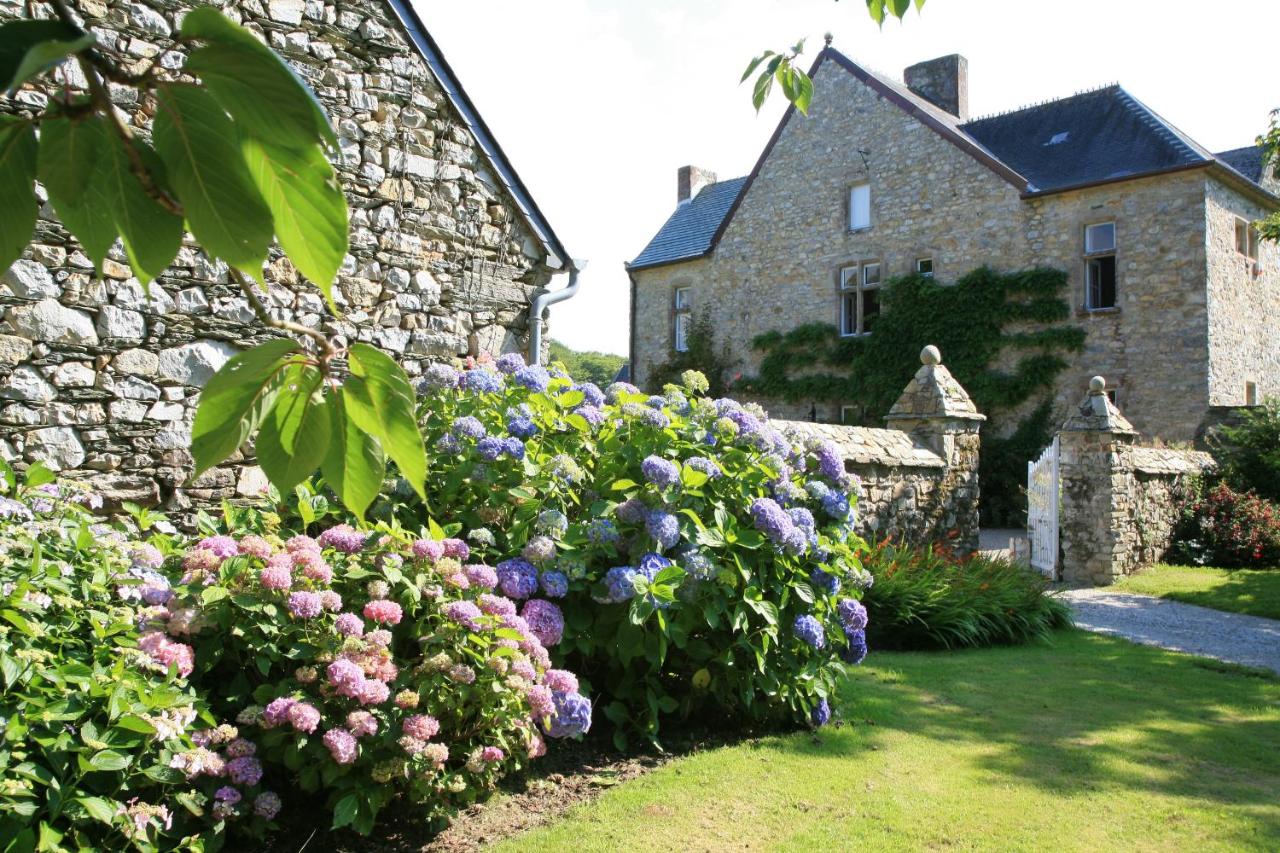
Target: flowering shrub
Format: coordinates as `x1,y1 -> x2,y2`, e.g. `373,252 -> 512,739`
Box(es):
1171,482 -> 1280,568
406,355 -> 872,745
161,522 -> 587,834
0,474 -> 272,851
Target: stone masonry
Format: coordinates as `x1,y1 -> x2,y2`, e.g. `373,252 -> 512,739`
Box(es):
1057,376 -> 1212,586
630,48 -> 1279,443
781,346 -> 984,552
0,0 -> 564,511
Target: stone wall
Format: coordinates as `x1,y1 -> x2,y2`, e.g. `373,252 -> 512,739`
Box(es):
630,49 -> 1277,445
0,0 -> 558,510
1056,378 -> 1212,586
781,346 -> 984,552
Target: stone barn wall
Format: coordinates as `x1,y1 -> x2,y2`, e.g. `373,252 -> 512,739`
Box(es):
0,0 -> 561,512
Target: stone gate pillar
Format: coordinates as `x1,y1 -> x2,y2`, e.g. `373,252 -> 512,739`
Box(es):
883,345 -> 986,553
1057,376 -> 1138,585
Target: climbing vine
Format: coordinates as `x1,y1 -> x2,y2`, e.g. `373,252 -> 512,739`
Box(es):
648,310 -> 739,398
737,266 -> 1084,525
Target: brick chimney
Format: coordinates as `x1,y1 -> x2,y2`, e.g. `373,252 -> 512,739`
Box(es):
904,54 -> 968,120
677,166 -> 717,205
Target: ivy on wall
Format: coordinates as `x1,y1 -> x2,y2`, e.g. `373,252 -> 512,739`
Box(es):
735,266 -> 1085,525
648,311 -> 740,398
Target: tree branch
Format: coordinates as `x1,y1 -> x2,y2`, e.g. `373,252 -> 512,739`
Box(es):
231,267 -> 338,366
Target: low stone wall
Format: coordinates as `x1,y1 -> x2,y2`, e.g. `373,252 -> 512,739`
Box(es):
1130,448 -> 1213,570
777,347 -> 984,552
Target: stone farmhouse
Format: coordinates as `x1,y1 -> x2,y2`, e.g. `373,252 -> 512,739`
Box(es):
0,0 -> 574,510
627,46 -> 1280,443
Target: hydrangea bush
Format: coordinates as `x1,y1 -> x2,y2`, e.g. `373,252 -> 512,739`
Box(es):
160,521 -> 589,834
406,355 -> 872,745
0,470 -> 273,851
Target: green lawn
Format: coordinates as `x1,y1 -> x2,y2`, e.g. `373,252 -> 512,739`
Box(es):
494,631 -> 1280,852
1111,564 -> 1280,621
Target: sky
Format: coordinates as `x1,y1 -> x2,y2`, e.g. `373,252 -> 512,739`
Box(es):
420,0 -> 1280,356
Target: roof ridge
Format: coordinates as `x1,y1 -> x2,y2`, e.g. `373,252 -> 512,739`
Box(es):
961,83 -> 1119,126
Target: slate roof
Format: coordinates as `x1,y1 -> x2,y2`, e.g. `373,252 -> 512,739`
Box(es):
1215,144 -> 1267,183
961,85 -> 1216,194
630,49 -> 1274,271
629,177 -> 747,270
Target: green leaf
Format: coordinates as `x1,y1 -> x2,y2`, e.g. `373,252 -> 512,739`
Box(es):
0,19 -> 94,92
344,343 -> 426,501
23,461 -> 55,488
101,131 -> 182,285
255,364 -> 330,497
190,338 -> 299,479
751,67 -> 774,113
321,389 -> 385,521
37,114 -> 117,275
75,796 -> 116,826
888,0 -> 913,17
790,68 -> 814,115
0,117 -> 37,273
152,83 -> 274,274
87,750 -> 130,772
331,793 -> 359,829
201,585 -> 229,605
113,715 -> 157,736
739,51 -> 774,84
241,136 -> 347,305
179,8 -> 337,150
867,0 -> 887,25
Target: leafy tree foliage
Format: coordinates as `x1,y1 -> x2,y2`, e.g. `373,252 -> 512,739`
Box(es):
0,3 -> 422,519
547,339 -> 626,387
646,311 -> 739,399
1211,398 -> 1280,504
1257,109 -> 1280,243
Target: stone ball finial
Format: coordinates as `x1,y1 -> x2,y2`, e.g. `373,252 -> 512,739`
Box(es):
920,345 -> 941,366
823,32 -> 833,47
1089,375 -> 1106,393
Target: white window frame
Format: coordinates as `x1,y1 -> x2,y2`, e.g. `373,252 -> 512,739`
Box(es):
848,182 -> 871,231
673,287 -> 691,352
1084,221 -> 1117,311
839,261 -> 882,337
916,257 -> 934,278
1246,381 -> 1259,406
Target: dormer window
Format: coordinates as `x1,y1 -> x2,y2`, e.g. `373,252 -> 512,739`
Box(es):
848,183 -> 871,231
1084,222 -> 1117,311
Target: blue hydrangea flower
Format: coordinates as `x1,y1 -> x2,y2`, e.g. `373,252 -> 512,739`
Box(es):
586,518 -> 620,545
814,440 -> 845,482
810,568 -> 841,596
792,614 -> 826,649
494,352 -> 526,374
805,480 -> 832,501
789,507 -> 816,532
420,363 -> 461,391
640,408 -> 670,429
687,456 -> 722,479
725,408 -> 762,437
641,455 -> 680,489
507,415 -> 538,439
540,570 -> 569,598
435,433 -> 462,455
645,395 -> 667,409
603,566 -> 639,603
749,497 -> 793,543
504,437 -> 526,460
645,509 -> 680,549
837,598 -> 868,631
615,497 -> 647,524
477,436 -> 505,461
574,404 -> 606,426
677,548 -> 715,581
637,552 -> 672,576
574,382 -> 605,407
821,490 -> 852,520
451,416 -> 486,440
496,558 -> 539,599
535,509 -> 569,537
514,365 -> 551,393
463,367 -> 504,393
841,627 -> 868,664
810,698 -> 831,727
546,454 -> 583,483
546,690 -> 593,738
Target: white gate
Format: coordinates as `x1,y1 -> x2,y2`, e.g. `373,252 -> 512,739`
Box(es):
1027,436 -> 1059,578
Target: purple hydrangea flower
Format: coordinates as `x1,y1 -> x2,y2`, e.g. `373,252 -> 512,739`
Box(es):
641,455 -> 680,489
814,440 -> 845,482
196,536 -> 239,559
841,627 -> 868,664
287,591 -> 323,619
334,612 -> 364,636
545,691 -> 592,738
464,368 -> 503,393
478,593 -> 517,616
603,566 -> 639,603
574,405 -> 606,426
420,363 -> 461,391
464,564 -> 499,590
574,382 -> 605,407
615,497 -> 647,525
811,698 -> 831,727
645,510 -> 680,549
686,456 -> 722,479
539,570 -> 568,598
496,558 -> 539,599
586,518 -> 620,545
495,352 -> 526,374
226,756 -> 262,786
837,598 -> 868,631
451,416 -> 486,440
793,614 -> 826,649
514,365 -> 551,392
444,600 -> 484,631
435,432 -> 463,454
507,415 -> 538,439
521,599 -> 564,646
317,524 -> 366,554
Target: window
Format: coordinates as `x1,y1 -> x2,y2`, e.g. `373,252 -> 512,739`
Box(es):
673,287 -> 691,352
840,405 -> 864,425
1246,381 -> 1259,406
1084,222 -> 1117,310
916,257 -> 934,277
1235,217 -> 1259,262
840,261 -> 881,336
849,183 -> 871,231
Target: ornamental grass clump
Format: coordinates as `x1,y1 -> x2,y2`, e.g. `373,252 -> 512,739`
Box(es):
0,472 -> 273,851
407,355 -> 872,746
161,522 -> 589,834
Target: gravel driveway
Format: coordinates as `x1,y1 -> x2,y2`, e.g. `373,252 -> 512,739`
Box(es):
1058,588 -> 1280,675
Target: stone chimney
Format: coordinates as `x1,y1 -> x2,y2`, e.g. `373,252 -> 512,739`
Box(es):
904,54 -> 968,120
677,166 -> 717,205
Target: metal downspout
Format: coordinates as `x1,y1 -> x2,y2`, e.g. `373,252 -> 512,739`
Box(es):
527,259 -> 586,365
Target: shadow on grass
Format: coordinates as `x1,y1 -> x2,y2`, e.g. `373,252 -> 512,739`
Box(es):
786,629 -> 1280,846
1152,568 -> 1280,621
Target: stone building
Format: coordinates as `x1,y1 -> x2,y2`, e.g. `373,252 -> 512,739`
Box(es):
628,46 -> 1279,444
0,0 -> 574,509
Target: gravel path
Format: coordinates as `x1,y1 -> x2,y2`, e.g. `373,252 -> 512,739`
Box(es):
1059,588 -> 1280,675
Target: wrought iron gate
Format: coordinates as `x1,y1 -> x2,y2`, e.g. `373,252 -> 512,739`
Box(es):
1027,436 -> 1059,578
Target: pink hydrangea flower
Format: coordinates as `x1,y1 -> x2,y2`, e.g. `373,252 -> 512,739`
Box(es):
443,572 -> 470,590
421,742 -> 449,767
481,746 -> 504,762
320,590 -> 343,612
359,679 -> 390,706
511,659 -> 536,682
322,728 -> 359,764
326,660 -> 364,698
363,599 -> 402,626
317,524 -> 367,554
346,711 -> 378,738
526,684 -> 554,719
369,658 -> 398,683
181,548 -> 221,575
412,539 -> 445,562
543,669 -> 579,693
137,631 -> 194,678
263,697 -> 297,728
286,535 -> 320,555
334,613 -> 364,637
237,535 -> 273,560
401,714 -> 440,741
365,629 -> 392,648
196,536 -> 239,559
464,564 -> 499,590
288,592 -> 323,619
527,728 -> 547,758
478,594 -> 516,617
286,702 -> 321,734
259,564 -> 292,591
442,538 -> 470,560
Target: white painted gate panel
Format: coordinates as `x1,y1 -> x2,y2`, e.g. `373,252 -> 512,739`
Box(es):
1027,436 -> 1059,578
